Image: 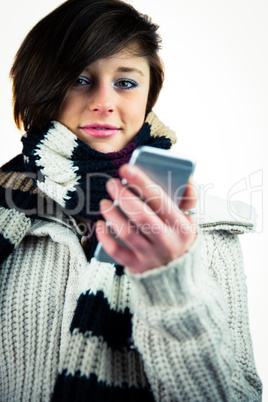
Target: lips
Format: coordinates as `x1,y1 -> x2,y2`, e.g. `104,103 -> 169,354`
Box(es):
80,123 -> 121,138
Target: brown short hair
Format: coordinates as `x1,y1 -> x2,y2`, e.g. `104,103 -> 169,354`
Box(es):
10,0 -> 164,132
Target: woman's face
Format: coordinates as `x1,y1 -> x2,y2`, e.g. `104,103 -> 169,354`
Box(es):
56,47 -> 150,153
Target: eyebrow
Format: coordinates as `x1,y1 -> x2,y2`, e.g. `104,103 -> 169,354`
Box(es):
116,67 -> 145,76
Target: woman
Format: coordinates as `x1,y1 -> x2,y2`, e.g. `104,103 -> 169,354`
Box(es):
0,0 -> 262,400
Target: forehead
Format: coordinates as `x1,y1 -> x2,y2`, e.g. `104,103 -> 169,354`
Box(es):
85,45 -> 150,73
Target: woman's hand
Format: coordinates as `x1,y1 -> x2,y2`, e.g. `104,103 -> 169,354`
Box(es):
96,164 -> 197,273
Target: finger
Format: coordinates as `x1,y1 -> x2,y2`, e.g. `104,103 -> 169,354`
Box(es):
96,219 -> 176,272
179,180 -> 198,211
96,220 -> 140,267
119,164 -> 182,225
105,179 -> 193,255
96,219 -> 162,272
105,178 -> 167,234
105,179 -> 172,246
99,198 -> 153,250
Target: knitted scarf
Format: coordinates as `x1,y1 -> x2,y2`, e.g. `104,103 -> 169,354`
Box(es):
20,111 -> 176,260
0,112 -> 177,400
0,112 -> 176,265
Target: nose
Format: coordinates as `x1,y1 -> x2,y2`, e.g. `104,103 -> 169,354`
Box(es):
89,82 -> 114,114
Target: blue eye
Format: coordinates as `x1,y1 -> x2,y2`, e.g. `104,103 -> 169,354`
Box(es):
114,79 -> 138,90
73,76 -> 91,87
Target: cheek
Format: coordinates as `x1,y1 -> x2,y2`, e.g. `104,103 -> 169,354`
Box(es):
56,99 -> 70,122
127,106 -> 145,131
137,97 -> 148,121
131,91 -> 149,121
57,95 -> 80,125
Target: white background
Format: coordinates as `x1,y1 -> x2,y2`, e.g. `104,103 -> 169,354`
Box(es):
0,0 -> 267,399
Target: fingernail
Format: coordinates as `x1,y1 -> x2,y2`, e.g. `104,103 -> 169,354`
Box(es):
126,165 -> 136,177
100,199 -> 110,208
120,164 -> 136,179
106,178 -> 116,192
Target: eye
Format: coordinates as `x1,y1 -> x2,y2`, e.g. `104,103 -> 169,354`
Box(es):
73,76 -> 91,87
114,79 -> 138,90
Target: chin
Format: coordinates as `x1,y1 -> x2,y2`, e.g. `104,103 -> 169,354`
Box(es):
89,142 -> 121,153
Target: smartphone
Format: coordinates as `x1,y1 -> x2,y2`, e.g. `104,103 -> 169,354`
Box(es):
94,146 -> 196,264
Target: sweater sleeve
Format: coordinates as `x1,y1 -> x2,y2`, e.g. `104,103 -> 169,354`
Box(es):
0,207 -> 32,264
126,231 -> 262,401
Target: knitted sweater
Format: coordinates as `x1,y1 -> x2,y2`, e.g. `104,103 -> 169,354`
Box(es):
0,113 -> 263,400
0,197 -> 262,401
